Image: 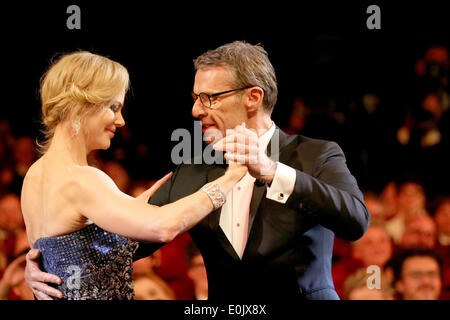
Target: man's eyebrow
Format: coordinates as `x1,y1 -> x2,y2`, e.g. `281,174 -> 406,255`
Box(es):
193,89 -> 214,95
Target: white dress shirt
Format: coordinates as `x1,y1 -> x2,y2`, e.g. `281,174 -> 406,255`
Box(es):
219,123 -> 296,258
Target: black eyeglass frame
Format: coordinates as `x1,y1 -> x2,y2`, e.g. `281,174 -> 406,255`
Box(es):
191,86 -> 254,108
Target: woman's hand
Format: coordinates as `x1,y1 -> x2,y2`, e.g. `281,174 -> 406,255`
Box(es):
136,172 -> 173,203
226,161 -> 248,181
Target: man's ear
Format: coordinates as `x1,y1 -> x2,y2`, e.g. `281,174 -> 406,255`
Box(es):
245,87 -> 264,112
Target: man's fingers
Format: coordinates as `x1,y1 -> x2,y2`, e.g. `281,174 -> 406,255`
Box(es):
26,249 -> 40,260
224,153 -> 258,164
214,135 -> 258,151
32,282 -> 63,299
33,290 -> 54,300
34,271 -> 62,285
222,142 -> 258,154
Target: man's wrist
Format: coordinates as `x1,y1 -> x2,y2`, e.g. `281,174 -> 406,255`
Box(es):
258,161 -> 277,185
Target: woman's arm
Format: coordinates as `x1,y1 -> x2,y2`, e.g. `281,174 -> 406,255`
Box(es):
67,164 -> 246,243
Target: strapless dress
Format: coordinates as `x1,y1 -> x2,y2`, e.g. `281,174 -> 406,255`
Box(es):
34,223 -> 139,300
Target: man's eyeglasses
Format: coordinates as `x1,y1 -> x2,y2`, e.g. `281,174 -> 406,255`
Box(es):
191,86 -> 253,109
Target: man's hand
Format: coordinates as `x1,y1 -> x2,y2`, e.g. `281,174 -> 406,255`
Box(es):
25,249 -> 63,300
213,124 -> 277,184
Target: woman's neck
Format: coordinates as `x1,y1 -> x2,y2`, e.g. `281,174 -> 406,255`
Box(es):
45,122 -> 89,166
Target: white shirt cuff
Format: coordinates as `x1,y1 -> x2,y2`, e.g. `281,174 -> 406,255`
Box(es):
266,162 -> 296,204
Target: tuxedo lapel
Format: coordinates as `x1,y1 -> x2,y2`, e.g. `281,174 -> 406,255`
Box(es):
247,183 -> 266,236
247,127 -> 293,235
204,127 -> 296,261
244,127 -> 297,258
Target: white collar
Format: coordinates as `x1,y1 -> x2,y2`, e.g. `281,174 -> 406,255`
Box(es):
257,121 -> 275,152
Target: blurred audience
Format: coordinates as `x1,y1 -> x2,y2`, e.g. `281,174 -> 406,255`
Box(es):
385,181 -> 427,244
343,268 -> 394,300
153,232 -> 195,299
380,181 -> 399,221
332,223 -> 393,298
398,214 -> 437,249
433,196 -> 450,299
133,275 -> 175,300
334,191 -> 389,264
102,160 -> 131,193
391,248 -> 443,300
132,253 -> 175,300
185,241 -> 208,300
364,191 -> 389,224
434,197 -> 450,247
0,192 -> 27,277
0,254 -> 33,300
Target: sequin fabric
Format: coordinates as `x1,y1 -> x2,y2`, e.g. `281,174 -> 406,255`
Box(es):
34,224 -> 139,300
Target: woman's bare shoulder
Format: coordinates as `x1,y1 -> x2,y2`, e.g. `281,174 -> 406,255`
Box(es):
21,159 -> 43,196
69,165 -> 117,189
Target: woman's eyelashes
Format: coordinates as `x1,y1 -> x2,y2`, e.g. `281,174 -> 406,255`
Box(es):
110,104 -> 120,112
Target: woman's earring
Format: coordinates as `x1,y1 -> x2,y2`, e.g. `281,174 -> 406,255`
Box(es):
72,117 -> 81,135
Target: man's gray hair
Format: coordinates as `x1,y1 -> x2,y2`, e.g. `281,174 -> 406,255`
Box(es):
193,41 -> 278,114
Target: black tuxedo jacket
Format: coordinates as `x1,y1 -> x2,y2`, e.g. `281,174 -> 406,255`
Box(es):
135,128 -> 370,300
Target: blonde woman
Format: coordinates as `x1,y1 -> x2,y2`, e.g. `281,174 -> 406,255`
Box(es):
20,51 -> 246,300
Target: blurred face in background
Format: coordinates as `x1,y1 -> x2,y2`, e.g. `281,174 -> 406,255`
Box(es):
10,267 -> 34,300
348,286 -> 390,300
380,182 -> 398,219
364,195 -> 387,222
132,253 -> 161,277
397,256 -> 441,300
400,215 -> 437,249
133,277 -> 174,300
353,226 -> 393,268
187,253 -> 208,296
397,182 -> 426,219
103,160 -> 130,193
435,201 -> 450,236
0,194 -> 25,232
13,137 -> 36,167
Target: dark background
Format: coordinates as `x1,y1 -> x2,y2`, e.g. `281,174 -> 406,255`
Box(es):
1,1 -> 449,197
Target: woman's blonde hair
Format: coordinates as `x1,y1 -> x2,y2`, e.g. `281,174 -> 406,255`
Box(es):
38,51 -> 130,154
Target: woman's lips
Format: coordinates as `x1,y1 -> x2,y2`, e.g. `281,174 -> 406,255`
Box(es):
106,129 -> 115,137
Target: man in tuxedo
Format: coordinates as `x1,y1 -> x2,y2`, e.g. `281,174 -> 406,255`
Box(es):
25,41 -> 370,300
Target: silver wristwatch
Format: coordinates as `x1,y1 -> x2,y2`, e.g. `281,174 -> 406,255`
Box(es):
201,183 -> 226,210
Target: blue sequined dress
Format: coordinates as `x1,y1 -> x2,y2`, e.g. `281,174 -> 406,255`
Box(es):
33,223 -> 139,300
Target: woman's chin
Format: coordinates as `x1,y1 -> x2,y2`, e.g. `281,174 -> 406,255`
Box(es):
97,140 -> 111,150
